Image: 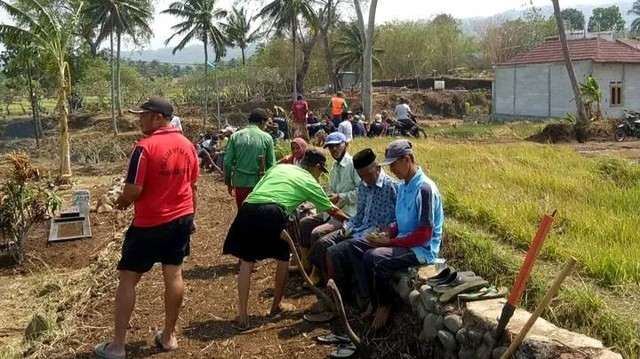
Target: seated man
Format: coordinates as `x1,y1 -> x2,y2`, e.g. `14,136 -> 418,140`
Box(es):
305,149 -> 397,320
348,139 -> 444,329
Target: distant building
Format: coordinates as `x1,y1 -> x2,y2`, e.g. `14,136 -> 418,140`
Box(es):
493,37 -> 640,119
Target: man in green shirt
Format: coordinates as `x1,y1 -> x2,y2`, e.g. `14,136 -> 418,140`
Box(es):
224,109 -> 276,208
223,148 -> 349,331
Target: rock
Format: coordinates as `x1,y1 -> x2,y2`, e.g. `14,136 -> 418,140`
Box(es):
97,203 -> 113,213
492,346 -> 508,359
393,273 -> 412,302
455,328 -> 470,348
444,314 -> 463,333
459,348 -> 476,359
419,285 -> 438,312
484,331 -> 497,348
438,303 -> 457,315
476,344 -> 492,359
467,328 -> 485,348
419,313 -> 443,341
409,289 -> 421,308
417,301 -> 428,320
438,330 -> 458,351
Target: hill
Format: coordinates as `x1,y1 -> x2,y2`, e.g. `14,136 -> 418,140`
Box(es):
121,43 -> 258,65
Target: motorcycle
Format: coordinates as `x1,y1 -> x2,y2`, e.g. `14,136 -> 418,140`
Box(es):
614,109 -> 640,142
387,117 -> 427,138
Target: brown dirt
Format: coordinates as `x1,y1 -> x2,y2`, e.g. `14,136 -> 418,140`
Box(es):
528,119 -> 622,144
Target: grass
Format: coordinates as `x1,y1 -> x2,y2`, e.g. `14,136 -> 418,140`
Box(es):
426,120 -> 553,141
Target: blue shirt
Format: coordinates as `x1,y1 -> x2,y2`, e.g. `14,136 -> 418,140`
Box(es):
353,121 -> 367,137
345,170 -> 398,237
395,168 -> 444,264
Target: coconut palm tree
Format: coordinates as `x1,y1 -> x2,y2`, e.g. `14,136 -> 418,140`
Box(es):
162,0 -> 228,129
628,0 -> 640,34
0,0 -> 81,176
225,6 -> 260,66
83,0 -> 152,133
334,21 -> 382,82
256,0 -> 317,100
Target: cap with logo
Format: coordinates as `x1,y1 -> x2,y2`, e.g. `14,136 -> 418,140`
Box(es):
323,132 -> 347,147
300,147 -> 329,173
379,139 -> 413,166
128,96 -> 173,117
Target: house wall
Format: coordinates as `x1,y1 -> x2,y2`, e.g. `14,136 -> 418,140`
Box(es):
593,63 -> 640,118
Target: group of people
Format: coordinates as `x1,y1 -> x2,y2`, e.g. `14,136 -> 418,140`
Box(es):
94,95 -> 442,359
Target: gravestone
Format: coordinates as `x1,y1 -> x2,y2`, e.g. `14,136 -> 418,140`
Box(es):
48,190 -> 92,243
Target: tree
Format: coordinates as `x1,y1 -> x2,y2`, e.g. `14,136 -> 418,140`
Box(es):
334,21 -> 381,79
353,0 -> 378,121
628,1 -> 640,35
83,0 -> 152,133
225,6 -> 260,66
162,0 -> 228,129
552,0 -> 589,141
256,0 -> 317,100
0,0 -> 81,176
561,8 -> 585,31
588,6 -> 625,33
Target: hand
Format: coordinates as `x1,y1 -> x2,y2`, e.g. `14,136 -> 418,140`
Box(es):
191,220 -> 197,234
330,194 -> 340,204
227,185 -> 234,196
366,232 -> 390,247
114,197 -> 131,210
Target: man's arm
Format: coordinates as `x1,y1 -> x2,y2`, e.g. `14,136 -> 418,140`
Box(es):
389,183 -> 435,247
342,100 -> 348,112
265,136 -> 276,170
116,146 -> 146,209
337,165 -> 361,206
327,100 -> 333,115
115,183 -> 143,209
327,206 -> 349,222
223,136 -> 235,186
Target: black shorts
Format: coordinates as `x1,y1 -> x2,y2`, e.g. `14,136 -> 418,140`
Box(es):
117,214 -> 193,273
223,203 -> 289,262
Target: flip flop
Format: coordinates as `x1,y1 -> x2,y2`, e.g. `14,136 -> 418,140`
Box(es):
94,342 -> 125,359
428,270 -> 476,287
316,333 -> 351,344
439,280 -> 490,303
267,302 -> 296,318
303,311 -> 336,323
154,331 -> 178,352
458,286 -> 508,302
330,343 -> 357,358
433,273 -> 483,293
425,267 -> 451,285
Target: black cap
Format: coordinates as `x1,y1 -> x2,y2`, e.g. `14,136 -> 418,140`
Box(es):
129,96 -> 173,117
300,147 -> 328,173
248,108 -> 269,123
353,148 -> 376,170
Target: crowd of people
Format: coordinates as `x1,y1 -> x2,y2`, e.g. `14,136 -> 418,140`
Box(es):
94,95 -> 443,359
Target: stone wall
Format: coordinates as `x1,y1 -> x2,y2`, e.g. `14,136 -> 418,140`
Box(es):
390,267 -> 622,359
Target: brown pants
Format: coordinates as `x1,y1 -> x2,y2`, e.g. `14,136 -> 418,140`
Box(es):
298,213 -> 342,248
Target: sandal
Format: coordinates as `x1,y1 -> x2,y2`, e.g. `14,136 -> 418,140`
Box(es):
94,342 -> 125,359
154,331 -> 178,352
439,280 -> 490,303
330,343 -> 357,358
316,333 -> 351,344
458,286 -> 508,302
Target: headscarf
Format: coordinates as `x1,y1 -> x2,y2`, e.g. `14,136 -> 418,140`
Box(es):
292,137 -> 307,160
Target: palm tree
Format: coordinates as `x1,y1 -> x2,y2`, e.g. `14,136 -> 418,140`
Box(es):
163,0 -> 227,129
83,0 -> 152,133
225,6 -> 260,66
256,0 -> 317,100
628,0 -> 640,34
334,22 -> 382,81
0,0 -> 80,177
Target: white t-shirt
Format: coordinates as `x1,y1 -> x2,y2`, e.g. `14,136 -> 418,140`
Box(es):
395,104 -> 411,120
170,116 -> 183,132
338,120 -> 353,141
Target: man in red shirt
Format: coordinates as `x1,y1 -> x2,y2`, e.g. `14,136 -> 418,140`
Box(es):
95,97 -> 198,359
291,94 -> 309,140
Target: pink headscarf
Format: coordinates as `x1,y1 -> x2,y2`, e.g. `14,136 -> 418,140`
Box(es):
292,137 -> 307,160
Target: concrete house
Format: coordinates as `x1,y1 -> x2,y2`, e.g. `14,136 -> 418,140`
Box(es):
493,37 -> 640,119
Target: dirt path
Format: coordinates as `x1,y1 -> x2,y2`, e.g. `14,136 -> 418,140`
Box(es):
38,174 -> 338,359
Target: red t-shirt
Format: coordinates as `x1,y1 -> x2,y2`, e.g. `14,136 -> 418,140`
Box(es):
125,127 -> 199,227
291,100 -> 308,124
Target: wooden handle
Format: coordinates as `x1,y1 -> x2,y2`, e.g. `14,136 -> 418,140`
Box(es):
500,257 -> 576,359
327,279 -> 361,347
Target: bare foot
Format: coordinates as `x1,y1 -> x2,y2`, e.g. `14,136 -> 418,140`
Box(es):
158,330 -> 178,350
359,303 -> 374,319
269,302 -> 295,317
372,306 -> 391,329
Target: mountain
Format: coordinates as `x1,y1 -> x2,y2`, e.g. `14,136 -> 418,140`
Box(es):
121,43 -> 258,65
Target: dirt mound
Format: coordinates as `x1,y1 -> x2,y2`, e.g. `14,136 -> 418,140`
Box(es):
528,123 -> 577,143
587,118 -> 619,141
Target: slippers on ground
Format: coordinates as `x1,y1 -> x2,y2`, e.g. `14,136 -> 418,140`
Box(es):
94,342 -> 125,359
458,286 -> 508,302
154,331 -> 178,352
303,311 -> 336,323
439,280 -> 490,303
316,333 -> 351,344
330,343 -> 357,358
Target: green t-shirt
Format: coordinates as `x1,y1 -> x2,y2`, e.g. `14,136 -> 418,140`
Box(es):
224,125 -> 276,188
245,164 -> 333,214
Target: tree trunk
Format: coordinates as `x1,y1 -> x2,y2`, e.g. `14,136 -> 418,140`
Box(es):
552,0 -> 588,141
292,17 -> 298,100
354,0 -> 378,121
321,0 -> 338,91
110,31 -> 117,134
26,61 -> 39,148
298,34 -> 319,94
241,47 -> 246,66
203,35 -> 209,130
116,33 -> 123,118
58,63 -> 72,177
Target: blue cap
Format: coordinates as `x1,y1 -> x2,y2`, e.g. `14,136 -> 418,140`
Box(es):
379,139 -> 413,166
323,132 -> 347,147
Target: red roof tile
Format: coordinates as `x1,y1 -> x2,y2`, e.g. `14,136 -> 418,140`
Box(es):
497,38 -> 640,66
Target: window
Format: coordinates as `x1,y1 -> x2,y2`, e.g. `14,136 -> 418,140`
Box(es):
610,82 -> 622,106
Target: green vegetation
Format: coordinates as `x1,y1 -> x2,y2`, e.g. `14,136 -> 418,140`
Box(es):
428,121 -> 550,141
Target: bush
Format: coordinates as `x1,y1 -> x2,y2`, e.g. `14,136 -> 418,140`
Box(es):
0,152 -> 60,264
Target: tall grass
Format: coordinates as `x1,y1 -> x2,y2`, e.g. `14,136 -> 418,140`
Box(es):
347,139 -> 640,285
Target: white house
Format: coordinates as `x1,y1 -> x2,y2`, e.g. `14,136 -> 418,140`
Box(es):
493,37 -> 640,119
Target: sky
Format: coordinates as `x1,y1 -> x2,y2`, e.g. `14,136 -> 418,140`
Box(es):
0,0 -> 625,50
